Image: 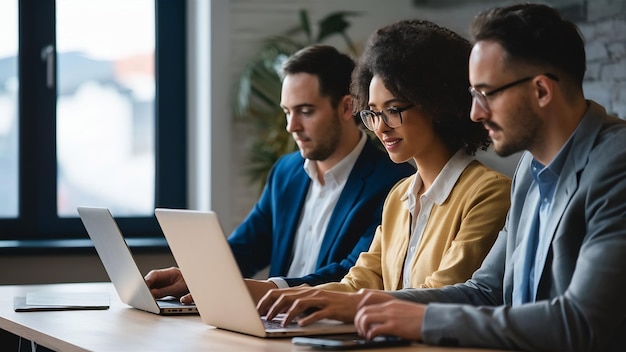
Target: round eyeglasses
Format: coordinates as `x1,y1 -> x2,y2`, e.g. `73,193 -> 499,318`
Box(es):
469,73 -> 559,113
359,104 -> 414,131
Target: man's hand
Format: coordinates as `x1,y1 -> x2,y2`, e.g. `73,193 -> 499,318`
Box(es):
144,267 -> 193,304
354,291 -> 425,341
244,279 -> 278,304
257,286 -> 371,327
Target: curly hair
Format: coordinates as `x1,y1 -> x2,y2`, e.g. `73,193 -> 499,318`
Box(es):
352,19 -> 490,155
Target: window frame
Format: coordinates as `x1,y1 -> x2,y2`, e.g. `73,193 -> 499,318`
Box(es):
0,0 -> 186,250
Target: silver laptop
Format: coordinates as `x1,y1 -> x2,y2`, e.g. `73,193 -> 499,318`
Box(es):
77,206 -> 198,315
154,208 -> 357,338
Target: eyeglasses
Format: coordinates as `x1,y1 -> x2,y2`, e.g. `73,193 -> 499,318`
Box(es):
469,73 -> 559,113
359,104 -> 414,131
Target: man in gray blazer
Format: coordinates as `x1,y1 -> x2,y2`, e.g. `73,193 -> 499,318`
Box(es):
353,4 -> 626,351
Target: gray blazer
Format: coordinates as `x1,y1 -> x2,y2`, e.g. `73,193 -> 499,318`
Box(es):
391,101 -> 626,351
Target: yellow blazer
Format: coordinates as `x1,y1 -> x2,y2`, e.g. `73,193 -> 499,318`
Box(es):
318,160 -> 511,292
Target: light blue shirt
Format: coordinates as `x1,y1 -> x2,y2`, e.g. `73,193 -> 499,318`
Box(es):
513,137 -> 573,305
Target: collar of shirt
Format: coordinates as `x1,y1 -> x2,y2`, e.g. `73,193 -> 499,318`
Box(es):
401,149 -> 475,212
303,131 -> 367,187
530,128 -> 575,197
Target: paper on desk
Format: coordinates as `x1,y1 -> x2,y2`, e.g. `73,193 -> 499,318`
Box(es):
25,291 -> 110,307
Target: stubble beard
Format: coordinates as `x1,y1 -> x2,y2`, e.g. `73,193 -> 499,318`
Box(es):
493,98 -> 542,157
300,112 -> 343,161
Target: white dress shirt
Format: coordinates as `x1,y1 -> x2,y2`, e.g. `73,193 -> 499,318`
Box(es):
268,133 -> 367,288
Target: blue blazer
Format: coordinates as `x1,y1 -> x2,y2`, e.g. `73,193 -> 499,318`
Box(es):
228,137 -> 415,286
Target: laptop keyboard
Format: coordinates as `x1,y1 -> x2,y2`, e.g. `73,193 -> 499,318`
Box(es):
262,317 -> 299,329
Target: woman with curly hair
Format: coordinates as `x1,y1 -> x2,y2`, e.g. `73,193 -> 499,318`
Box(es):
257,19 -> 511,326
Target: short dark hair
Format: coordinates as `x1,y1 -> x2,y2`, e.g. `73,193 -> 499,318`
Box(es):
282,45 -> 355,109
470,3 -> 586,88
352,19 -> 490,155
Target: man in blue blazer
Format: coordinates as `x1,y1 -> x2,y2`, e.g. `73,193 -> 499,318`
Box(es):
231,136 -> 410,285
352,4 -> 626,351
146,45 -> 414,303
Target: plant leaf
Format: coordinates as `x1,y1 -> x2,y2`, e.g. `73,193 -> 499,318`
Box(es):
299,9 -> 312,43
316,11 -> 361,43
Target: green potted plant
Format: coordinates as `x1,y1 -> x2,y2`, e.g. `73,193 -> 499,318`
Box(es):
234,9 -> 360,193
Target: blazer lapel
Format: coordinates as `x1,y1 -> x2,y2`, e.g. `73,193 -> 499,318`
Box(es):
532,101 -> 604,297
530,167 -> 577,299
315,140 -> 375,268
511,183 -> 540,305
275,167 -> 311,274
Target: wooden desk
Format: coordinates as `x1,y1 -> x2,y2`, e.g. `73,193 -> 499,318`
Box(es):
0,282 -> 499,351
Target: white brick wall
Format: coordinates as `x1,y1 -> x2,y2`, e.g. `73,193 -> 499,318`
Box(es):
580,14 -> 626,118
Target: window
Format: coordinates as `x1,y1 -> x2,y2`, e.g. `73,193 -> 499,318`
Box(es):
0,2 -> 18,218
0,0 -> 186,246
56,0 -> 157,217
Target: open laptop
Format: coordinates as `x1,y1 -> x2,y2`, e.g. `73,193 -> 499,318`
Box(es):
77,206 -> 198,315
154,208 -> 357,338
